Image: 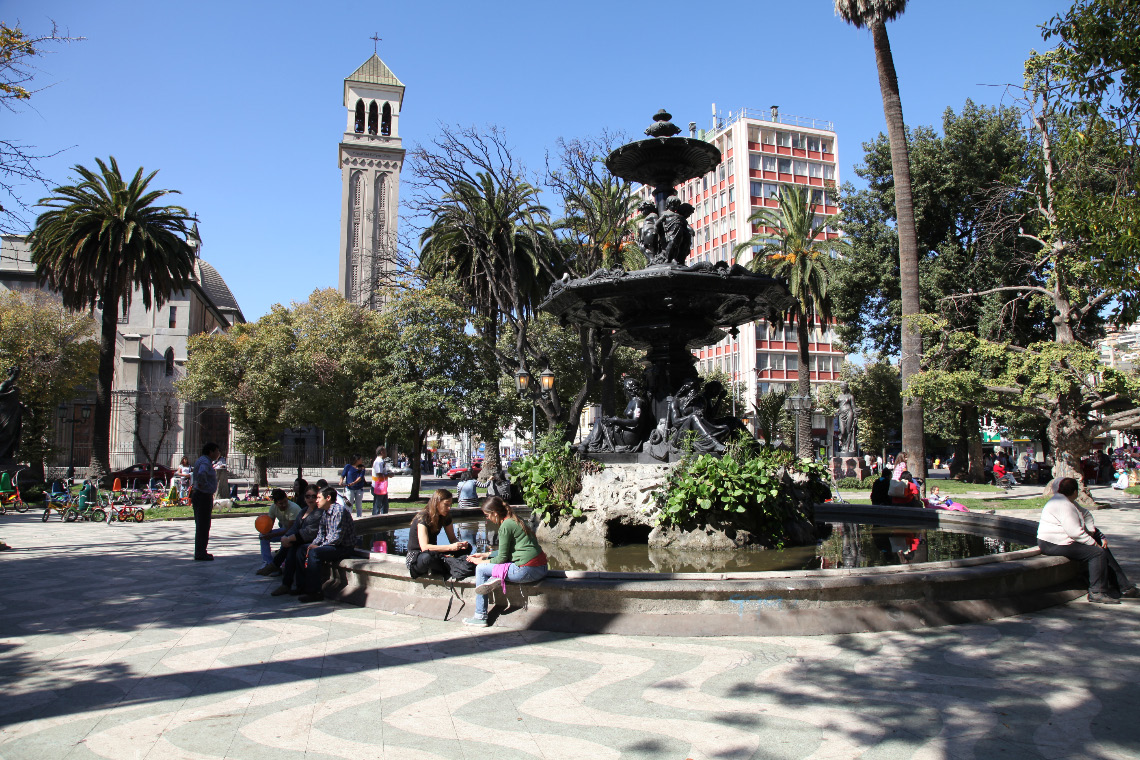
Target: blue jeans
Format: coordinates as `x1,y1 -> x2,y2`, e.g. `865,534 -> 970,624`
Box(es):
473,561 -> 547,618
259,528 -> 287,565
371,493 -> 389,515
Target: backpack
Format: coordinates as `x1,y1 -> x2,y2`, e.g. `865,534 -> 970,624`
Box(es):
442,555 -> 477,581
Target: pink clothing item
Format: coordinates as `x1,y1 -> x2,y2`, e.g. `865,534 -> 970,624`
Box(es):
491,562 -> 511,594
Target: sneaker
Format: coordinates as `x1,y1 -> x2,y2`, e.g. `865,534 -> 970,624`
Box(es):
270,584 -> 291,596
1088,592 -> 1122,605
255,565 -> 275,576
298,593 -> 324,603
1120,586 -> 1140,599
462,616 -> 489,627
475,578 -> 499,596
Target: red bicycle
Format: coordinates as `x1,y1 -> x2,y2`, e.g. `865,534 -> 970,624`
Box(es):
107,502 -> 145,523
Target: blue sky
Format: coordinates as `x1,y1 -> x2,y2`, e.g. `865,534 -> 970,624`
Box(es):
7,0 -> 1070,320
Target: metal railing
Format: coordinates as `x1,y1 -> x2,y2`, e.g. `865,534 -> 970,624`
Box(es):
712,107 -> 835,135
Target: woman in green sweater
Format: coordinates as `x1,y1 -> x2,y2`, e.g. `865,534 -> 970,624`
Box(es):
463,496 -> 547,626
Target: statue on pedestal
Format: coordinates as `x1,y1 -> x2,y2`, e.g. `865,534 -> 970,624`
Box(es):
580,375 -> 650,453
836,381 -> 858,456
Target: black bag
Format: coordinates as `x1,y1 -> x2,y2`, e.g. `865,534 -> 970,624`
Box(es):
442,555 -> 476,580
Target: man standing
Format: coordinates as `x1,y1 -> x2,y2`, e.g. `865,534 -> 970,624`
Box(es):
339,454 -> 367,518
299,486 -> 357,603
191,443 -> 222,560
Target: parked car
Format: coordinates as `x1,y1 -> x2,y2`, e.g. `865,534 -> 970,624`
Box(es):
108,463 -> 176,489
445,464 -> 481,479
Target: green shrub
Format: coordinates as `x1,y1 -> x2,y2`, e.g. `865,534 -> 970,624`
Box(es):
508,438 -> 602,524
836,475 -> 877,489
653,441 -> 830,548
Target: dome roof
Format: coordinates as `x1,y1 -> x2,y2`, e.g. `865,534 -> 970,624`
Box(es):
195,260 -> 244,324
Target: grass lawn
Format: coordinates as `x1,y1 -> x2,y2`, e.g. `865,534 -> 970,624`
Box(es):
832,496 -> 1046,511
922,479 -> 1005,495
1127,485 -> 1140,497
145,496 -> 430,520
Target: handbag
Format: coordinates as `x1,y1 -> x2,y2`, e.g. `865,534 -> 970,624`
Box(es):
442,555 -> 476,581
887,480 -> 909,498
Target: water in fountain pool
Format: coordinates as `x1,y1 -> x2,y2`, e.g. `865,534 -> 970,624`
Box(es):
357,517 -> 1027,574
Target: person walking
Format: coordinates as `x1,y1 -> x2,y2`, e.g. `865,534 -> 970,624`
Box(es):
1037,477 -> 1137,604
191,443 -> 221,560
371,446 -> 390,515
177,456 -> 192,499
339,454 -> 367,518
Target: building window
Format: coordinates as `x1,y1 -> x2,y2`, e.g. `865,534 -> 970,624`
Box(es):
764,183 -> 780,199
750,154 -> 763,170
756,353 -> 769,370
164,347 -> 175,377
807,136 -> 821,152
719,191 -> 726,209
381,102 -> 392,135
809,162 -> 824,178
823,165 -> 836,180
811,189 -> 824,205
763,155 -> 777,172
729,213 -> 736,230
757,323 -> 768,341
750,181 -> 763,197
726,157 -> 733,176
770,354 -> 785,370
793,160 -> 808,176
718,164 -> 726,183
728,186 -> 735,204
702,176 -> 708,191
787,354 -> 799,371
783,325 -> 796,342
820,139 -> 832,153
354,100 -> 365,133
169,306 -> 177,328
809,356 -> 817,371
791,133 -> 807,150
776,132 -> 792,148
748,126 -> 761,142
762,130 -> 776,145
778,158 -> 792,174
367,101 -> 379,134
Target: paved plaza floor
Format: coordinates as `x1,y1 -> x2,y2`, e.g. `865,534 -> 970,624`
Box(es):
2,494 -> 1140,760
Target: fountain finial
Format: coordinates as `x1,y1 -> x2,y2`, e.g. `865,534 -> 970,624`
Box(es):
645,110 -> 681,138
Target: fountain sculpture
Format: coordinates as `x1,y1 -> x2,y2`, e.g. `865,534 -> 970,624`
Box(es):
540,110 -> 796,462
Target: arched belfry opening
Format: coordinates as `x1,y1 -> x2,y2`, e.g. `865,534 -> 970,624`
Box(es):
354,100 -> 365,133
164,347 -> 175,377
368,102 -> 379,134
381,102 -> 392,136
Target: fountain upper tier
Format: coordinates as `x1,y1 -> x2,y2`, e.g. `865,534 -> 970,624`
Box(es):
605,109 -> 721,198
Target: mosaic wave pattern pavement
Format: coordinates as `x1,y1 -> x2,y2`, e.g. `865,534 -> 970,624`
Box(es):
1,504 -> 1140,759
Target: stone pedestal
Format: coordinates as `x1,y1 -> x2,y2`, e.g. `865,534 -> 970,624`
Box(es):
832,456 -> 870,481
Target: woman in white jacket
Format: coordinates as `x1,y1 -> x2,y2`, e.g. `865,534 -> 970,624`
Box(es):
1037,477 -> 1137,604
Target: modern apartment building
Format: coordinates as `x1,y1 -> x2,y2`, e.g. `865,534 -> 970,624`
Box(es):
633,106 -> 846,452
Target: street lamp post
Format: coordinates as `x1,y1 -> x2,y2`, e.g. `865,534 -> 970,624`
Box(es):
57,403 -> 91,481
516,365 -> 556,457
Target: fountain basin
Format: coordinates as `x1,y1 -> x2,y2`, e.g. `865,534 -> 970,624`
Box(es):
317,505 -> 1084,636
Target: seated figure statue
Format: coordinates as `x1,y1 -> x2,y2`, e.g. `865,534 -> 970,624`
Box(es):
580,376 -> 650,453
668,379 -> 738,455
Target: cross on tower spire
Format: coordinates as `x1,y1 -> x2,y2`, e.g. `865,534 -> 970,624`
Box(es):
370,33 -> 382,54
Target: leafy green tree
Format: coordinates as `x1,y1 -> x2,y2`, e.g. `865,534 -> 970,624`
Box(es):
28,157 -> 196,484
0,290 -> 98,478
352,282 -> 500,499
288,289 -> 383,457
833,0 -> 925,476
818,357 -> 902,460
179,306 -> 297,486
737,185 -> 844,459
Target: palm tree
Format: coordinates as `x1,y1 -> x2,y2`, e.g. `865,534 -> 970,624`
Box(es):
834,0 -> 925,475
736,185 -> 845,459
28,157 -> 196,484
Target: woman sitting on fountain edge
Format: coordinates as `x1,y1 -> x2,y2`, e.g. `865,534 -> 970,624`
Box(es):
464,496 -> 548,627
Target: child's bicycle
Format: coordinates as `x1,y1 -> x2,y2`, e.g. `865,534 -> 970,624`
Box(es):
0,467 -> 33,515
62,482 -> 107,522
41,479 -> 76,521
107,499 -> 146,523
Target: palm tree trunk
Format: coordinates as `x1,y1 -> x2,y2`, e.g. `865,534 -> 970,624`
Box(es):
90,301 -> 118,485
871,19 -> 925,480
796,313 -> 812,459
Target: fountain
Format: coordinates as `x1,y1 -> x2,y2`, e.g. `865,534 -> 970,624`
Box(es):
541,109 -> 797,463
307,111 -> 1088,636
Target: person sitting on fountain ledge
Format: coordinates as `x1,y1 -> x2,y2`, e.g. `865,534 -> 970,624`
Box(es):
1037,477 -> 1138,605
464,496 -> 548,627
297,486 -> 357,603
405,489 -> 470,579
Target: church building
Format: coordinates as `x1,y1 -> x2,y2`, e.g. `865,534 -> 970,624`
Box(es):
338,54 -> 405,310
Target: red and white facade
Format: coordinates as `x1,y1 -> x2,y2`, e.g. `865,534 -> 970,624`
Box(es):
633,107 -> 847,451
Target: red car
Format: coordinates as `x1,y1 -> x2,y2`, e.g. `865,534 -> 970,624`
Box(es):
109,463 -> 176,488
445,464 -> 481,479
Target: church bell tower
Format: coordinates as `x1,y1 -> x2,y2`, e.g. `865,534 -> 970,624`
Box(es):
338,54 -> 405,309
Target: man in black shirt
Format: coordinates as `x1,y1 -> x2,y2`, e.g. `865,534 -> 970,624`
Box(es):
870,467 -> 893,506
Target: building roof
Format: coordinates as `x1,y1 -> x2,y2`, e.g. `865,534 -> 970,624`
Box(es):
346,54 -> 404,88
195,260 -> 245,324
